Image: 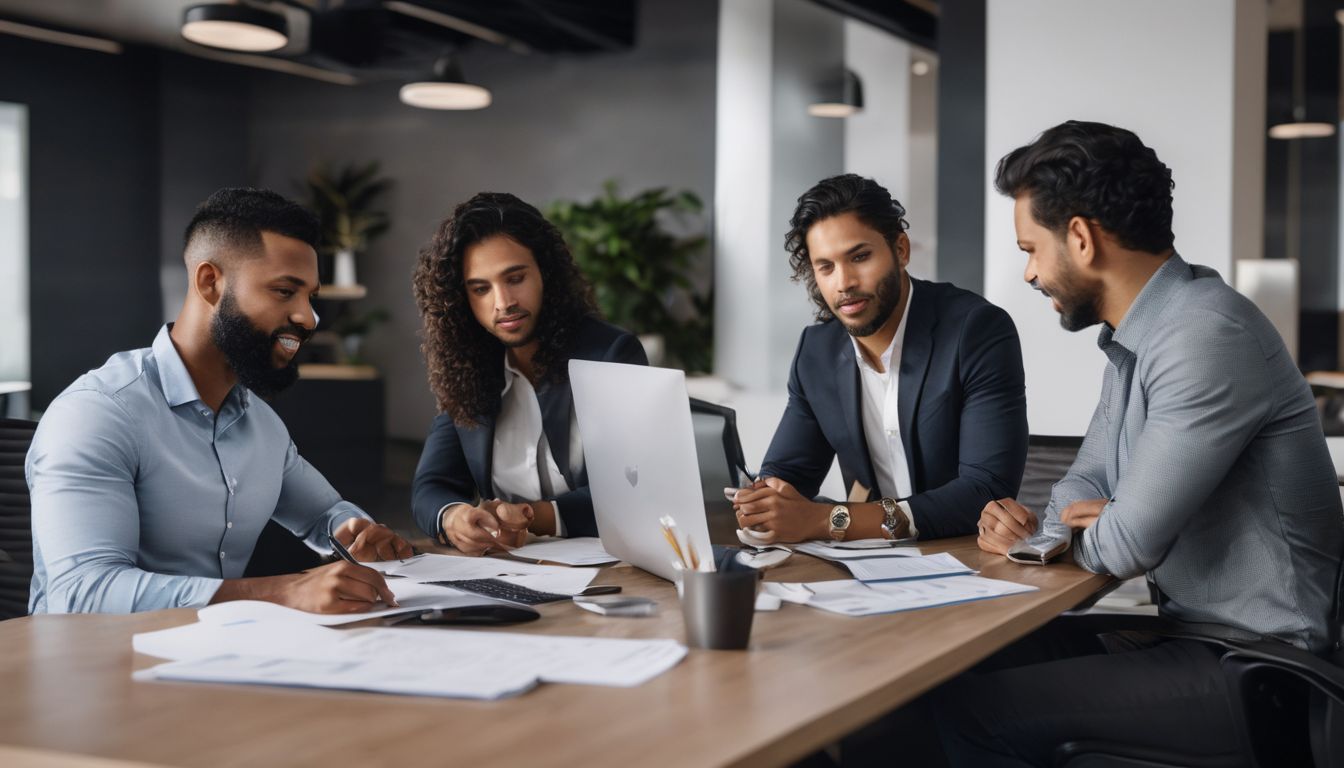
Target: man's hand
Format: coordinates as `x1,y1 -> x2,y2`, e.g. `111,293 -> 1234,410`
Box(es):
977,498 -> 1037,555
733,477 -> 829,543
1060,498 -> 1107,531
442,504 -> 512,556
334,518 -> 414,562
278,560 -> 398,614
484,499 -> 533,549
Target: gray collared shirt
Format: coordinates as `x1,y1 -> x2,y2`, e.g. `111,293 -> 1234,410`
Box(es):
1045,255 -> 1343,652
27,325 -> 370,614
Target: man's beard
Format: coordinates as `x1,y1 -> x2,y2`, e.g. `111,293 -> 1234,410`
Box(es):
836,268 -> 904,338
210,290 -> 308,398
1035,255 -> 1103,332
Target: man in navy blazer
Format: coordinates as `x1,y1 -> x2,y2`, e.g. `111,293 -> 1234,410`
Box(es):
411,193 -> 646,554
735,175 -> 1027,542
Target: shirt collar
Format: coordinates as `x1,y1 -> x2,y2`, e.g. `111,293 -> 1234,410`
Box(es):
851,278 -> 914,374
1099,253 -> 1190,355
151,324 -> 251,412
152,324 -> 206,408
501,353 -> 524,397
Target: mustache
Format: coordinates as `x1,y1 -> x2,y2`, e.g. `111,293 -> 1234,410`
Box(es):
1029,279 -> 1052,299
494,308 -> 530,323
835,291 -> 876,305
271,324 -> 312,342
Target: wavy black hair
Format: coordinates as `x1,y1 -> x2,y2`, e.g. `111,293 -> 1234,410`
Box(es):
784,174 -> 910,322
994,120 -> 1175,254
413,192 -> 597,426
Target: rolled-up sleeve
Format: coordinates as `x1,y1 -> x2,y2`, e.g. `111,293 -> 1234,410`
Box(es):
28,390 -> 222,613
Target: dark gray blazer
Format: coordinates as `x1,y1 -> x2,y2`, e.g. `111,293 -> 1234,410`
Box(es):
760,277 -> 1028,539
411,317 -> 647,538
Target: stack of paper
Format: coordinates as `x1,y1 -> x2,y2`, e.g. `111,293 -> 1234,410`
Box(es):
795,540 -> 924,560
763,575 -> 1037,617
508,537 -> 619,566
133,602 -> 687,699
364,553 -> 600,596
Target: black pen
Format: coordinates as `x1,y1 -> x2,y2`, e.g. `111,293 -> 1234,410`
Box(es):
328,533 -> 359,565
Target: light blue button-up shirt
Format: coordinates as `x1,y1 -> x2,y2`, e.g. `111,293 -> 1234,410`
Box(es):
27,325 -> 370,613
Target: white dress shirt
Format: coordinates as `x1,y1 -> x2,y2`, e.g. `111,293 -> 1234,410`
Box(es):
440,356 -> 580,538
852,281 -> 919,537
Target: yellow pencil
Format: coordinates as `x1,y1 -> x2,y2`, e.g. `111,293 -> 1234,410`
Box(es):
659,516 -> 689,568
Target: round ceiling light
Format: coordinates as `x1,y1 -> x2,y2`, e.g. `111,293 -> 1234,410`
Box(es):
400,53 -> 491,110
182,4 -> 288,53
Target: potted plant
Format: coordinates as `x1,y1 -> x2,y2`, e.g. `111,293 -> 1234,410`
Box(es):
303,162 -> 392,287
546,182 -> 711,371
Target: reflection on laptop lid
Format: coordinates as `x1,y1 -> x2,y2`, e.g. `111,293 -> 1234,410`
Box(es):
569,360 -> 712,582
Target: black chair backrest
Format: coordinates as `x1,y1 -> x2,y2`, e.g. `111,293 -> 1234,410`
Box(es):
1018,435 -> 1084,516
0,418 -> 37,620
689,398 -> 748,502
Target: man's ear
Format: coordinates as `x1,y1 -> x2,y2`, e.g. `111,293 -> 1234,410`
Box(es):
1065,215 -> 1097,269
193,261 -> 224,307
892,231 -> 911,269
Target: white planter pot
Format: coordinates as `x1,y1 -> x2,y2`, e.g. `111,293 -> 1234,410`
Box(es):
333,249 -> 358,287
638,333 -> 665,366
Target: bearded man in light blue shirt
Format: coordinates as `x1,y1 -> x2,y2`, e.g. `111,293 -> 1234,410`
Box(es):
27,187 -> 411,614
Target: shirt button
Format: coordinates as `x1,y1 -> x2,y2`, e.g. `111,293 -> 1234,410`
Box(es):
219,551 -> 226,559
887,429 -> 898,437
226,521 -> 233,529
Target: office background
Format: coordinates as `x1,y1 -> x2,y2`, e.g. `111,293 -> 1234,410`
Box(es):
0,0 -> 1339,524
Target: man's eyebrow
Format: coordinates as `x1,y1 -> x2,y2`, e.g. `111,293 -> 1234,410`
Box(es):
844,242 -> 871,256
275,275 -> 309,287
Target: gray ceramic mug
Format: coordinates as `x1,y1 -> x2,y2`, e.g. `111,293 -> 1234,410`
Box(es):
680,568 -> 759,650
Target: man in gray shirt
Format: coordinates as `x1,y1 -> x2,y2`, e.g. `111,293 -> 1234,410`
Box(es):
936,121 -> 1344,764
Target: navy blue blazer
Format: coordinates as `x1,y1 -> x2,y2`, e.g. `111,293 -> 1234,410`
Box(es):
759,278 -> 1028,540
411,316 -> 648,538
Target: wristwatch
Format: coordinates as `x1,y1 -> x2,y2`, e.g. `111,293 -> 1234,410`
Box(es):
828,504 -> 851,541
878,497 -> 902,540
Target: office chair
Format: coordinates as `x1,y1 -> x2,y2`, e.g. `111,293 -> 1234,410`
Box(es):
0,418 -> 38,620
689,398 -> 751,499
1019,435 -> 1084,513
1054,551 -> 1344,768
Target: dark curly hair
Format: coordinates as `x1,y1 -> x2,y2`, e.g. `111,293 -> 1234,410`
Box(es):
784,174 -> 910,322
994,120 -> 1175,254
413,192 -> 597,426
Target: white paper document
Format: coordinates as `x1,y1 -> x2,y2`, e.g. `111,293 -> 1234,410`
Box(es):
134,621 -> 687,698
763,574 -> 1038,616
507,537 -> 619,566
840,552 -> 974,582
194,581 -> 496,627
795,540 -> 925,561
365,553 -> 599,592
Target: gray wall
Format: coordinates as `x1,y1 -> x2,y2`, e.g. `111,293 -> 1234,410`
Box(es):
0,36 -> 163,409
243,0 -> 718,440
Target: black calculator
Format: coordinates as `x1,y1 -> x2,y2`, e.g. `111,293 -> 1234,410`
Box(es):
426,578 -> 572,605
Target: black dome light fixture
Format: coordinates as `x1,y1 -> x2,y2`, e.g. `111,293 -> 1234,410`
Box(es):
400,51 -> 492,110
808,69 -> 864,119
1268,20 -> 1335,140
181,3 -> 289,53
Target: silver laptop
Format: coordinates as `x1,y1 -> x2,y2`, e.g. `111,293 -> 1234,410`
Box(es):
569,360 -> 713,581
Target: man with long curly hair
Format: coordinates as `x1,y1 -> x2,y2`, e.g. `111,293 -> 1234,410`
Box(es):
732,174 -> 1028,545
412,192 -> 647,554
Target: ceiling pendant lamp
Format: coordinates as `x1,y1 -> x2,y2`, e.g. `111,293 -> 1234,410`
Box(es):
181,3 -> 288,53
1269,22 -> 1335,140
808,69 -> 864,118
400,52 -> 492,111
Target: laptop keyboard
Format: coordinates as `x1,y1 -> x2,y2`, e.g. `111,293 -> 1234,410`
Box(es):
427,578 -> 572,606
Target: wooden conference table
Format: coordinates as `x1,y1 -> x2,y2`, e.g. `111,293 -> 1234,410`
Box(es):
0,536 -> 1110,768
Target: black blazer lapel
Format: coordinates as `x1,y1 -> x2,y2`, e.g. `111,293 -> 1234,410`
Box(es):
835,339 -> 877,498
536,382 -> 575,487
458,412 -> 497,499
897,279 -> 937,478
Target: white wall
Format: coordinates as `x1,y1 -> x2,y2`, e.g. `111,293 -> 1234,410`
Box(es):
0,103 -> 27,383
842,20 -> 937,281
714,0 -> 844,391
984,0 -> 1267,435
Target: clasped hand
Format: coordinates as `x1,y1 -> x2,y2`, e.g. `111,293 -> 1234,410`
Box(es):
443,499 -> 534,555
731,477 -> 828,543
975,497 -> 1106,555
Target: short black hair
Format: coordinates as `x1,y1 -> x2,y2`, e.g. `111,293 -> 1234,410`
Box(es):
994,120 -> 1175,254
784,174 -> 909,322
183,187 -> 320,264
